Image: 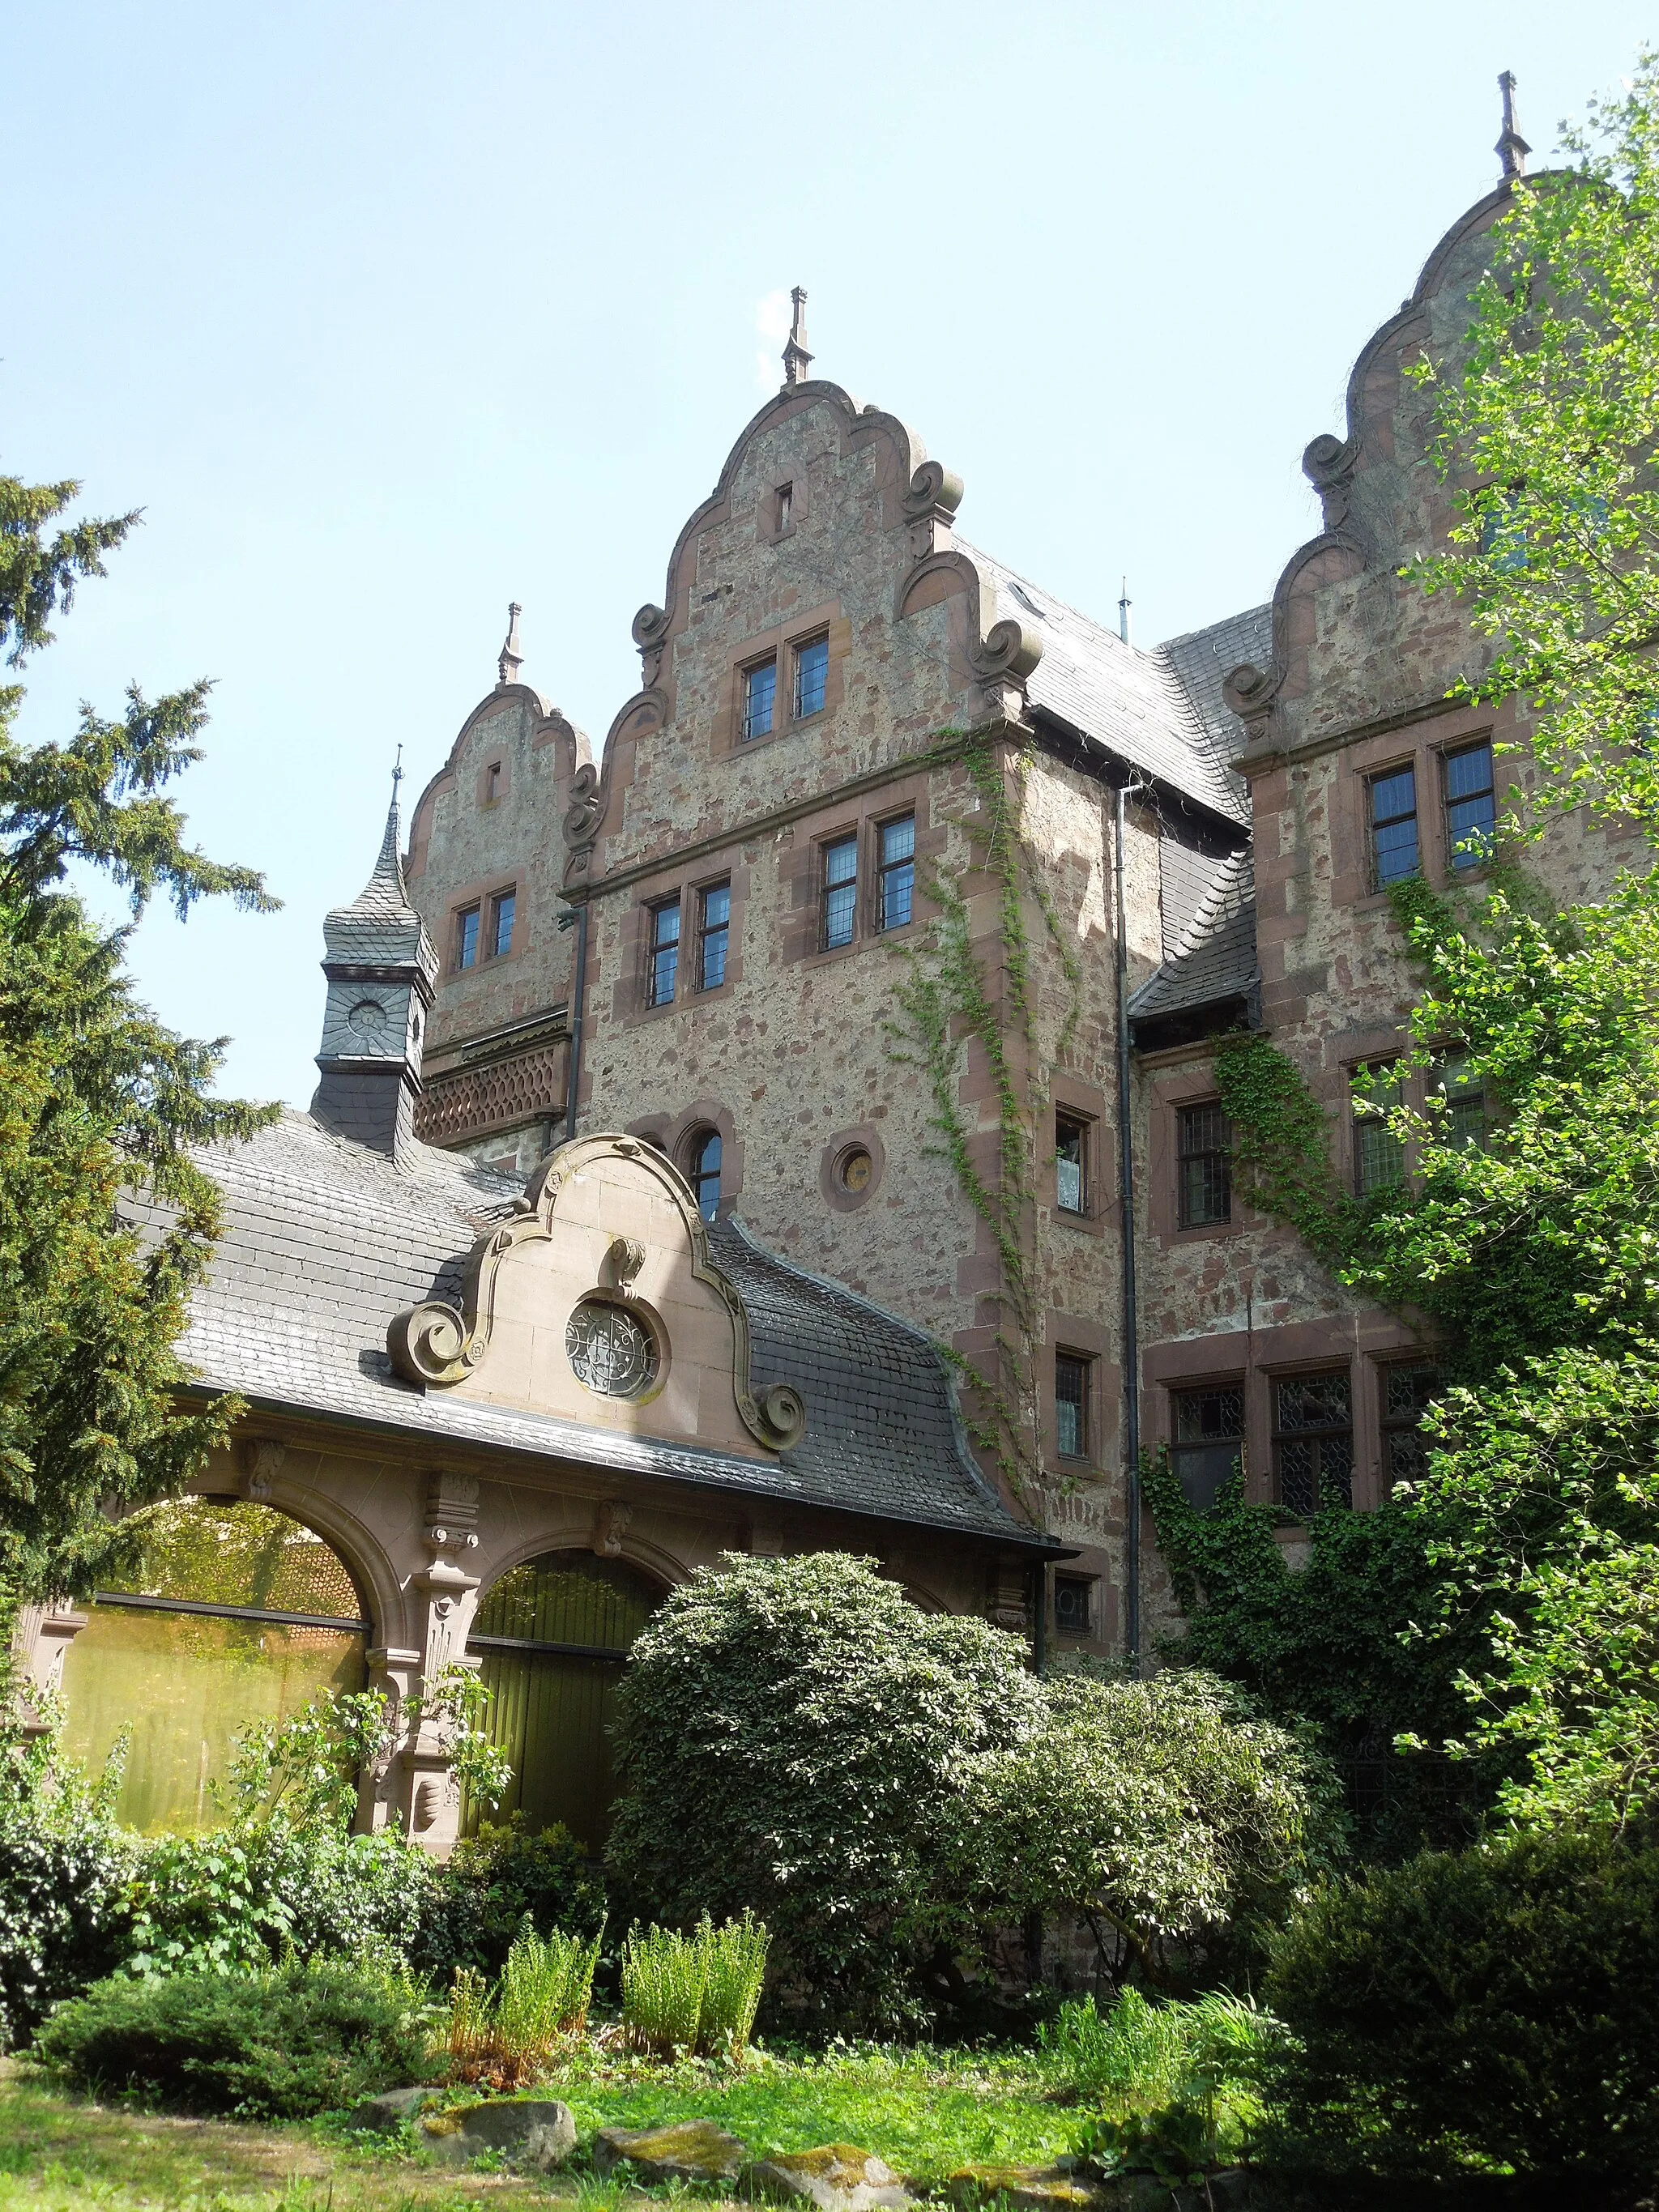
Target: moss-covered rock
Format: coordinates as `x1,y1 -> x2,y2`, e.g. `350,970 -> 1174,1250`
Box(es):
595,2118 -> 748,2184
743,2142 -> 911,2210
942,2165 -> 1165,2212
419,2098 -> 576,2172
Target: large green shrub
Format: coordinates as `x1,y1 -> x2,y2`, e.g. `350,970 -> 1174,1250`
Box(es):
1263,1826 -> 1659,2184
0,1711 -> 135,2049
412,1818 -> 605,1980
951,1667 -> 1342,1985
605,1551 -> 1043,2033
36,1956 -> 435,2117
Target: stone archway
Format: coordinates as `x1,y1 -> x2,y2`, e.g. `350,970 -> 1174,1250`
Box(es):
58,1497 -> 371,1833
465,1548 -> 665,1850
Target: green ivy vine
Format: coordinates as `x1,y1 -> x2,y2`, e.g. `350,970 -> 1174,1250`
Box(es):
883,733 -> 1083,1511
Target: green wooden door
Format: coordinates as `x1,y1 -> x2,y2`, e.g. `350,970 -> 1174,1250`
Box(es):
467,1550 -> 662,1848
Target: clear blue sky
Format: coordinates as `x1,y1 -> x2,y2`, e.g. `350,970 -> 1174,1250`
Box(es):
5,2 -> 1649,1106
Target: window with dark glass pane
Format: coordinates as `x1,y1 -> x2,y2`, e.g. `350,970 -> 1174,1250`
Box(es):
1381,1364 -> 1440,1485
1353,1064 -> 1405,1196
742,658 -> 777,742
1432,1053 -> 1485,1150
1171,1384 -> 1244,1512
823,833 -> 859,949
457,905 -> 480,970
1056,1353 -> 1090,1460
485,761 -> 503,803
776,483 -> 792,534
491,889 -> 516,959
794,635 -> 829,720
1444,741 -> 1496,868
1056,1114 -> 1086,1215
697,882 -> 730,991
1053,1575 -> 1093,1636
1368,765 -> 1418,888
689,1129 -> 721,1221
1273,1370 -> 1354,1515
877,814 -> 915,931
647,897 -> 680,1006
1177,1102 -> 1231,1228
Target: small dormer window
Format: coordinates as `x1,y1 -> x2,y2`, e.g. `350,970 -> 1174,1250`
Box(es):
485,761 -> 504,803
776,483 -> 793,535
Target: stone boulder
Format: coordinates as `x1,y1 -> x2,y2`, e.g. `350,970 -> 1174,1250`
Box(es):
595,2119 -> 748,2185
419,2098 -> 578,2172
345,2086 -> 441,2133
743,2144 -> 911,2211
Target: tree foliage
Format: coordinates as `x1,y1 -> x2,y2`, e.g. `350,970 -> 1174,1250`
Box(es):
1409,49 -> 1659,838
0,468 -> 275,1605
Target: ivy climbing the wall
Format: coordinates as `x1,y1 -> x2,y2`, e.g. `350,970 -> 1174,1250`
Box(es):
883,733 -> 1081,1513
1149,868 -> 1659,1844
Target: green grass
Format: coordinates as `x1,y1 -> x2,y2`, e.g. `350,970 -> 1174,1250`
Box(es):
0,2042 -> 1077,2207
545,2044 -> 1075,2183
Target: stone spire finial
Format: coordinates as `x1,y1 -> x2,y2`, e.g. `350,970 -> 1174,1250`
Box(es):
497,602 -> 523,690
782,287 -> 813,388
1496,70 -> 1531,181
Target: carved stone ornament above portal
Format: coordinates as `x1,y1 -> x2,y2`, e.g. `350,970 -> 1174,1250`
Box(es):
385,1132 -> 808,1454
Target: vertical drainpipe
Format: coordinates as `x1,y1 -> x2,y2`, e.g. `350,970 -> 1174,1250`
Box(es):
560,899 -> 591,1144
1114,779 -> 1143,1664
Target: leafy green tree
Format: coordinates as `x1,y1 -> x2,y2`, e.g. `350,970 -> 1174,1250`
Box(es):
1410,49 -> 1659,837
0,468 -> 275,1609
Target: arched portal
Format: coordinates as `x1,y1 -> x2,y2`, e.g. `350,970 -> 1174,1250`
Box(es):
59,1498 -> 369,1833
466,1549 -> 663,1848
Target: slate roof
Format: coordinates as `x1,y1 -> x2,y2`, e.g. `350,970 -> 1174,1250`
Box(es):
1128,846 -> 1259,1028
322,795 -> 437,978
170,1111 -> 1048,1552
963,546 -> 1265,829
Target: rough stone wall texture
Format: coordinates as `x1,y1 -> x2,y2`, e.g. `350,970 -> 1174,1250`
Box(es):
404,688 -> 587,1065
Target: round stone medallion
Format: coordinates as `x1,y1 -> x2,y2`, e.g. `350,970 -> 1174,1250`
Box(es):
565,1298 -> 659,1399
348,997 -> 388,1039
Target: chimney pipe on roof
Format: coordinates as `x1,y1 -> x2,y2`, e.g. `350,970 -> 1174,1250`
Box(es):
1118,578 -> 1133,647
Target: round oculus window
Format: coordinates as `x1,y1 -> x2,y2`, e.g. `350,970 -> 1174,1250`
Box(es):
565,1298 -> 659,1399
838,1145 -> 873,1194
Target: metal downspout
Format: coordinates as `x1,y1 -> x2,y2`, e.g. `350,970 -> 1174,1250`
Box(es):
1114,781 -> 1144,1664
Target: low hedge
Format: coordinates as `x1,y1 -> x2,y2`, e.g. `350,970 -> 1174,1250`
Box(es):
36,1957 -> 434,2117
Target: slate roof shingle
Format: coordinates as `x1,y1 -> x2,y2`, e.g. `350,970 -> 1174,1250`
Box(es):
1128,846 -> 1259,1027
173,1113 -> 1049,1552
964,548 -> 1266,828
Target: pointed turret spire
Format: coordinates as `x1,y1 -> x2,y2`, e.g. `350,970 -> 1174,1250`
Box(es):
310,758 -> 437,1160
497,602 -> 523,689
1496,70 -> 1530,181
782,286 -> 813,387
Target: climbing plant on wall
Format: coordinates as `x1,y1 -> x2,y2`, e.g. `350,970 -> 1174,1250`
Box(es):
882,731 -> 1081,1513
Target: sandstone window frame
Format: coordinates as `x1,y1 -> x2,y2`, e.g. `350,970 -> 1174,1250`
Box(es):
1053,1573 -> 1094,1637
1335,709 -> 1512,912
646,895 -> 681,1008
1176,1100 -> 1233,1230
1054,1349 -> 1094,1464
490,887 -> 516,961
1441,736 -> 1498,872
1270,1366 -> 1354,1516
696,880 -> 731,993
1169,1379 -> 1246,1514
740,655 -> 778,744
1366,759 -> 1420,890
1055,1110 -> 1090,1218
682,1125 -> 722,1221
721,604 -> 846,757
820,829 -> 859,952
792,633 -> 830,722
1350,1059 -> 1405,1197
455,903 -> 481,971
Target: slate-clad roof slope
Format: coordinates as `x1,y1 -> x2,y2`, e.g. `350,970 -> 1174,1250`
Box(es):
1160,607 -> 1273,780
1128,846 -> 1259,1026
707,1218 -> 1032,1544
960,544 -> 1252,827
322,796 -> 435,974
171,1112 -> 1046,1549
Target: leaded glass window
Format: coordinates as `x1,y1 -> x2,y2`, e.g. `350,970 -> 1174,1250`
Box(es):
1171,1383 -> 1244,1512
565,1299 -> 659,1399
1273,1371 -> 1354,1515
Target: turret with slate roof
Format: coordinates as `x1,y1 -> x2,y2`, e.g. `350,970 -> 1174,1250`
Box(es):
311,758 -> 439,1157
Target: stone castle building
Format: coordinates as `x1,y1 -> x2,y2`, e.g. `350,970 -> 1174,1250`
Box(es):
19,122 -> 1636,1847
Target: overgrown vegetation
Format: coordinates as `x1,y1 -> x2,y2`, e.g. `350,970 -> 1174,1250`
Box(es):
884,734 -> 1081,1507
619,1915 -> 768,2060
446,1923 -> 603,2089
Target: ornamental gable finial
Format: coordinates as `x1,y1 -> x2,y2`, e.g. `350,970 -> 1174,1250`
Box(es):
497,601 -> 523,689
1496,70 -> 1531,181
782,286 -> 813,388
